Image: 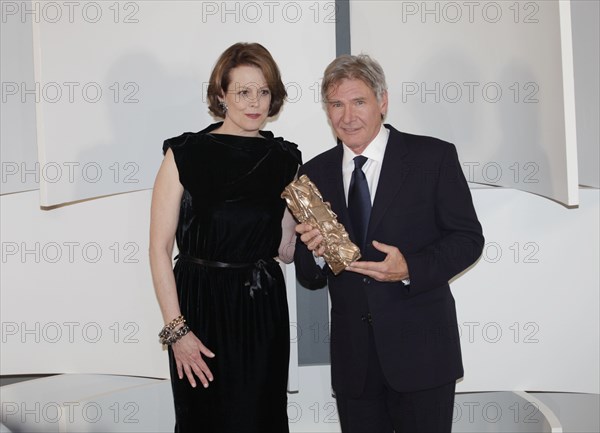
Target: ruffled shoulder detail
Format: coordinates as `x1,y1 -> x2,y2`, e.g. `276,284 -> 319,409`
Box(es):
162,132 -> 195,155
162,123 -> 225,155
267,133 -> 302,165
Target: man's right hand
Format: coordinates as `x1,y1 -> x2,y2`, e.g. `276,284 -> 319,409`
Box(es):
296,223 -> 326,257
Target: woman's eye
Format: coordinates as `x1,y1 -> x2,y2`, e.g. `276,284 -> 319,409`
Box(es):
261,89 -> 270,96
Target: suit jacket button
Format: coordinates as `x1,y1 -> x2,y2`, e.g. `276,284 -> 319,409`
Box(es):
363,277 -> 370,284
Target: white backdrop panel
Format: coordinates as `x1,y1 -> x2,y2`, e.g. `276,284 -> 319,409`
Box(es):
572,0 -> 600,188
349,0 -> 579,205
27,0 -> 335,205
0,190 -> 167,378
2,188 -> 598,393
1,0 -> 38,195
453,188 -> 599,393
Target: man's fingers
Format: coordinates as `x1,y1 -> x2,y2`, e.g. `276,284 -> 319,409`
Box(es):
346,262 -> 377,275
301,228 -> 320,242
299,228 -> 323,251
371,240 -> 396,254
346,265 -> 380,279
295,223 -> 313,234
347,264 -> 392,281
345,265 -> 367,275
308,234 -> 323,251
348,260 -> 382,271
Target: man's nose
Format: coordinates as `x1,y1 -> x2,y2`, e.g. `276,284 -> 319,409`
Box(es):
342,106 -> 354,123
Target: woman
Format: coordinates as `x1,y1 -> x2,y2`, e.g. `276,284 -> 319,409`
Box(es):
149,42 -> 301,432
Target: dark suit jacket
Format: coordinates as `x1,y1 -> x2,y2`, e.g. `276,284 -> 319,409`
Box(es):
295,125 -> 484,396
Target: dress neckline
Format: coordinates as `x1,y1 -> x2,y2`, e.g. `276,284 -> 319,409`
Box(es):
201,122 -> 274,139
201,122 -> 276,151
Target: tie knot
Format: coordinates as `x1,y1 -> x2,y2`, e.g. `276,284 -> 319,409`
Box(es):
354,155 -> 368,170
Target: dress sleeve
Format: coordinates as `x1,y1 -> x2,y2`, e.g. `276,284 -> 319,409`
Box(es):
270,134 -> 302,166
284,141 -> 302,166
280,140 -> 302,185
162,133 -> 192,188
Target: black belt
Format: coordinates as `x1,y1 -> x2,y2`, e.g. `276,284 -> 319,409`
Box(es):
175,254 -> 277,298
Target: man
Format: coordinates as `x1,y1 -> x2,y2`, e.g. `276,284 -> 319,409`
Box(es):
294,54 -> 484,433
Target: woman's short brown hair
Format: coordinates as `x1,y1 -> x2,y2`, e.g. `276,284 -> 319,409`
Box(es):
207,42 -> 287,118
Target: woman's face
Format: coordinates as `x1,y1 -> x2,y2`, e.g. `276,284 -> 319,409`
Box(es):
219,65 -> 271,137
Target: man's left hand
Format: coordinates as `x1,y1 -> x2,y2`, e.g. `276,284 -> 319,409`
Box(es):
346,240 -> 409,282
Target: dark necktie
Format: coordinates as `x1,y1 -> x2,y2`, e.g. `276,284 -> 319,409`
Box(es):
348,155 -> 371,246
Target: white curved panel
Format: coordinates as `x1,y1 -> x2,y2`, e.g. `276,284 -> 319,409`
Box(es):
350,0 -> 579,205
6,375 -> 600,432
572,0 -> 600,188
0,190 -> 168,379
513,391 -> 562,433
454,188 -> 599,393
1,0 -> 38,195
0,375 -> 170,432
23,1 -> 334,205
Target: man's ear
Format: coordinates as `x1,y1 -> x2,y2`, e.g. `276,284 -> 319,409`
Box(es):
380,90 -> 389,118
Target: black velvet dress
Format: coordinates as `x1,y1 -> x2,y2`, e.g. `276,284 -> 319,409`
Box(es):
162,123 -> 301,432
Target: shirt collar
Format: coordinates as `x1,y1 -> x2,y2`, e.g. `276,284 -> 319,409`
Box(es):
342,124 -> 389,167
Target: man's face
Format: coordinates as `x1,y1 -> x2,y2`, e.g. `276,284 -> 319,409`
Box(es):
325,78 -> 388,154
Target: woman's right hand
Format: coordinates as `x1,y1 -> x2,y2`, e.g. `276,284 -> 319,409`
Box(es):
171,331 -> 215,388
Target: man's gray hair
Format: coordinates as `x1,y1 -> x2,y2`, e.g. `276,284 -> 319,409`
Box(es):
321,54 -> 388,102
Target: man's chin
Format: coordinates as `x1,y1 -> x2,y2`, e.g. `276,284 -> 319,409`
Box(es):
341,138 -> 365,150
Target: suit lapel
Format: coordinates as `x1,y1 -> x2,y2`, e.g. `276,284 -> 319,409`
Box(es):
367,126 -> 409,239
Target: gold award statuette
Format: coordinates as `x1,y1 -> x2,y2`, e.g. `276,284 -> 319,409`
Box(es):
281,174 -> 361,275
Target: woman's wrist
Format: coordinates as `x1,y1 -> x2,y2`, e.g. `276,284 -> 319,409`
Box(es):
159,315 -> 189,345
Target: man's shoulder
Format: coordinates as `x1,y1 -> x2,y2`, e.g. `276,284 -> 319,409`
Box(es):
386,124 -> 454,152
385,125 -> 456,155
300,145 -> 340,172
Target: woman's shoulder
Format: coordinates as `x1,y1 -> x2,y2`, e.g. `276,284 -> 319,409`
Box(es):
162,132 -> 195,155
261,130 -> 302,165
162,123 -> 222,155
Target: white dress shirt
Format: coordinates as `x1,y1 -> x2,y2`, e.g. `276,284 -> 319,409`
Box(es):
341,124 -> 389,204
